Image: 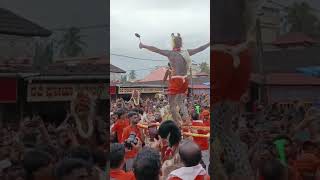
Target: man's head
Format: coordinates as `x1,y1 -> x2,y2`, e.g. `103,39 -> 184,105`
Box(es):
23,150 -> 53,180
56,126 -> 73,148
128,111 -> 140,125
115,108 -> 126,119
179,140 -> 202,167
302,141 -> 318,154
54,158 -> 91,180
67,146 -> 93,164
259,159 -> 288,180
171,33 -> 182,49
158,120 -> 181,147
191,113 -> 199,121
133,147 -> 161,180
110,143 -> 125,169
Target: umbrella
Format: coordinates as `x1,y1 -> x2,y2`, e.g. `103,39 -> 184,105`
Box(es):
297,66 -> 320,77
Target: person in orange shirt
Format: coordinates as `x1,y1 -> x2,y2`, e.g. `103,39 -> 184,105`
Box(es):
111,109 -> 130,143
200,109 -> 210,124
121,111 -> 144,171
110,143 -> 135,180
191,112 -> 210,171
167,140 -> 210,180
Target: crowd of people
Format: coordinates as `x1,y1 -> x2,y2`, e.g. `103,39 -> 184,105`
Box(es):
110,94 -> 211,180
110,92 -> 320,180
235,100 -> 320,180
1,88 -> 319,180
210,100 -> 320,180
0,92 -> 107,180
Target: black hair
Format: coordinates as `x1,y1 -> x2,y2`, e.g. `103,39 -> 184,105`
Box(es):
192,113 -> 199,120
133,147 -> 161,180
302,141 -> 317,151
36,144 -> 58,161
22,133 -> 38,148
158,120 -> 181,147
66,146 -> 93,164
23,150 -> 52,180
179,140 -> 202,167
92,149 -> 107,170
128,111 -> 139,118
260,159 -> 287,180
54,158 -> 90,180
115,108 -> 125,119
110,143 -> 125,169
132,108 -> 144,115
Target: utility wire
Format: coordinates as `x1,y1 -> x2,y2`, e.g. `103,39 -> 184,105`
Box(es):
111,52 -> 204,64
111,53 -> 167,62
126,68 -> 156,71
51,24 -> 109,31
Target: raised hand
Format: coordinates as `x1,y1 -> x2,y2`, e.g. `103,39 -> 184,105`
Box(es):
139,42 -> 144,49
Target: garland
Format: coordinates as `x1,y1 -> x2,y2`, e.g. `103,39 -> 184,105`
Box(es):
131,90 -> 140,106
71,91 -> 95,139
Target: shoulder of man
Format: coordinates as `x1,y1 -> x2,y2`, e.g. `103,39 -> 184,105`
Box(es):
126,171 -> 136,180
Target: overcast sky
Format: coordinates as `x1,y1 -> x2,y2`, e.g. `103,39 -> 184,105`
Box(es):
111,0 -> 210,79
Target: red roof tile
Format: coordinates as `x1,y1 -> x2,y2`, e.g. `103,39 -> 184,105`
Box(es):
272,32 -> 316,46
189,84 -> 210,89
138,67 -> 167,82
194,72 -> 209,76
251,73 -> 320,85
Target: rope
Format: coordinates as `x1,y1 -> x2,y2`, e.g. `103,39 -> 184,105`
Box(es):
137,123 -> 210,138
138,123 -> 210,130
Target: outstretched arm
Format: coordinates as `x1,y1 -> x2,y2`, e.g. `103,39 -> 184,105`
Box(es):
187,42 -> 210,56
140,42 -> 171,57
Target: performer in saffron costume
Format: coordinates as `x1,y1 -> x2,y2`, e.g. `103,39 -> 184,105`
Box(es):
139,33 -> 209,126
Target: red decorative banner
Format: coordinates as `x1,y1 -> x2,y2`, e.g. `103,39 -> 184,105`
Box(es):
109,86 -> 116,95
0,78 -> 17,103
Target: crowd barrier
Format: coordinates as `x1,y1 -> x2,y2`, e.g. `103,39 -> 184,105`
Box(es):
137,122 -> 210,138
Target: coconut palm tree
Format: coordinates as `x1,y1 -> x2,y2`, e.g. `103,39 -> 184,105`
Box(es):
59,27 -> 87,57
288,2 -> 320,37
128,70 -> 136,81
33,40 -> 54,69
199,62 -> 210,74
120,75 -> 128,83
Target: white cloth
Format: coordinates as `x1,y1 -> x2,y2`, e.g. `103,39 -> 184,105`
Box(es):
167,164 -> 207,180
202,150 -> 210,172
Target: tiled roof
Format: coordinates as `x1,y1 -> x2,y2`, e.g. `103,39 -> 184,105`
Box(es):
253,46 -> 320,73
0,8 -> 51,37
138,67 -> 167,82
0,56 -> 118,75
272,32 -> 316,46
251,73 -> 320,85
110,64 -> 126,73
189,84 -> 210,89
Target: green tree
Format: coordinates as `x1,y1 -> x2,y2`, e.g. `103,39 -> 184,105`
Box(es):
199,62 -> 210,74
33,40 -> 54,69
58,27 -> 87,57
287,2 -> 320,37
129,70 -> 136,80
120,75 -> 128,83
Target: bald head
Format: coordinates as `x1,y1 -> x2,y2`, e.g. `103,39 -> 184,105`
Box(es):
179,140 -> 202,167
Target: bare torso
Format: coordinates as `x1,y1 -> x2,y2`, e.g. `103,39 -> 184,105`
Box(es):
167,51 -> 188,76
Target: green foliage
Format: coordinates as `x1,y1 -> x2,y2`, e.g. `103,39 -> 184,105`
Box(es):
58,27 -> 87,57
